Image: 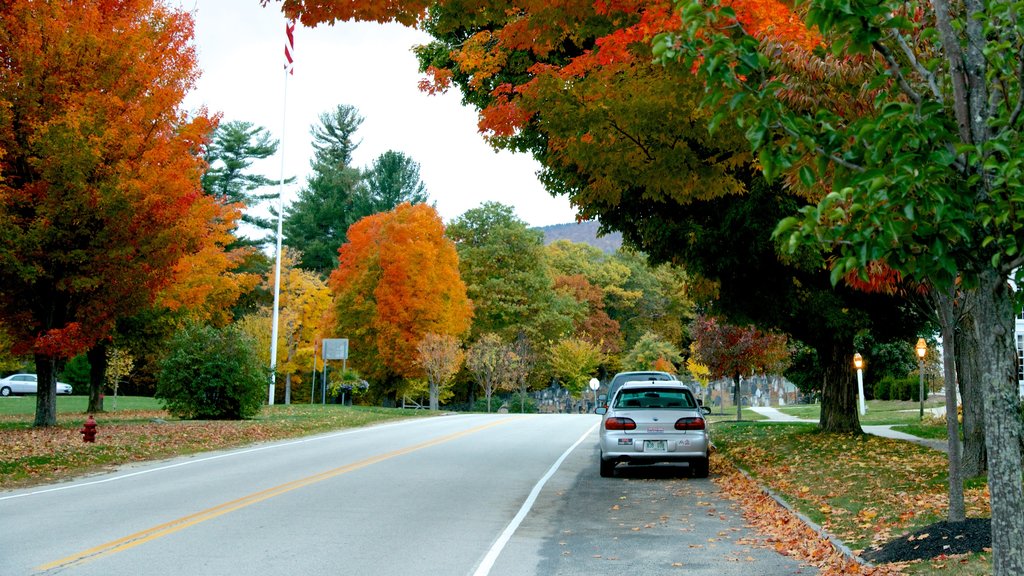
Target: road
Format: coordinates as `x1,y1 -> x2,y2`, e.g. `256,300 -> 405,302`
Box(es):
1,414 -> 809,575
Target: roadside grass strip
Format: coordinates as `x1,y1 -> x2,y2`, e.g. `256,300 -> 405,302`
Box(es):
710,422 -> 992,575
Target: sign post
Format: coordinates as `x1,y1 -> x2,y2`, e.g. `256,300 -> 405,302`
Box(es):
321,339 -> 349,405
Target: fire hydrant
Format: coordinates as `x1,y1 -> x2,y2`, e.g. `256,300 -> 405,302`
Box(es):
80,415 -> 97,443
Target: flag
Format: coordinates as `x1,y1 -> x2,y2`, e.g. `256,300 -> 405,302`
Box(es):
284,20 -> 295,75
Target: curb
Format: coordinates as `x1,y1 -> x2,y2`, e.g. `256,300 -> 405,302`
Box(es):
732,465 -> 874,569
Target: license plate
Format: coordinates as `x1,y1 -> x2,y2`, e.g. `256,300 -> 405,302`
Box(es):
645,440 -> 667,452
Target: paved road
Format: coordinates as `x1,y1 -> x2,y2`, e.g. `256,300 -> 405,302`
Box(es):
1,414 -> 807,575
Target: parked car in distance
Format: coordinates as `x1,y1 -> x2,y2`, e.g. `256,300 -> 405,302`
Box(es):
596,380 -> 711,478
0,373 -> 73,396
603,370 -> 676,407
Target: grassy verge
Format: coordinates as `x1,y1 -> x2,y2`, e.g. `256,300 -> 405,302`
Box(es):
0,398 -> 435,489
777,399 -> 947,425
710,421 -> 991,575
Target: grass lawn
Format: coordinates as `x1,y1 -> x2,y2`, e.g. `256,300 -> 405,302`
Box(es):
711,421 -> 992,575
0,396 -> 435,489
777,398 -> 947,425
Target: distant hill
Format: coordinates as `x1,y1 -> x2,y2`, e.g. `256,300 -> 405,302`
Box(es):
537,220 -> 623,254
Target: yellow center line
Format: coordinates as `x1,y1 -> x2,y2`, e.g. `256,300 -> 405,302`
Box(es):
38,417 -> 517,572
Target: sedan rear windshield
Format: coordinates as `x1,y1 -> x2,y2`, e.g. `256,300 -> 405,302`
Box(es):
615,388 -> 697,409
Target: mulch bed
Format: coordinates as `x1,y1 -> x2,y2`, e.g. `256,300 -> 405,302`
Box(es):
861,518 -> 991,563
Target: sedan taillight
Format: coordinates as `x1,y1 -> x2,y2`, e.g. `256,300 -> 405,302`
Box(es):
674,417 -> 706,430
605,417 -> 637,430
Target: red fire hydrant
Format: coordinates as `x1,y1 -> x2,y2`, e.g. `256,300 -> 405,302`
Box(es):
80,415 -> 97,443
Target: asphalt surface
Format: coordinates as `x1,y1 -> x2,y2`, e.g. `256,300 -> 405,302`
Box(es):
2,414 -> 812,576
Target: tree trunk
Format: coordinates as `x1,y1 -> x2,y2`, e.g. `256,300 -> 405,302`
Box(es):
818,340 -> 862,433
87,343 -> 107,414
955,302 -> 987,477
284,373 -> 292,405
734,372 -> 743,421
971,271 -> 1024,574
429,380 -> 439,411
934,287 -> 965,522
33,353 -> 58,427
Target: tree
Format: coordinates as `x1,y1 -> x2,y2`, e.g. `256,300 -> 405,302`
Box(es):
417,333 -> 464,410
622,331 -> 683,373
329,202 -> 472,405
0,0 -> 216,426
238,248 -> 332,404
660,0 -> 1024,565
447,202 -> 577,345
104,347 -> 134,408
201,120 -> 285,248
354,150 -> 428,218
689,315 -> 789,421
466,333 -> 510,413
507,331 -> 537,413
284,104 -> 365,275
553,274 -> 623,359
548,336 -> 606,401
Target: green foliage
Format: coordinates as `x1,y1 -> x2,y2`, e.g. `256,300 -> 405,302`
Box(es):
283,105 -> 365,275
448,202 -> 576,344
201,120 -> 283,248
622,331 -> 683,372
504,391 -> 538,413
156,323 -> 267,420
60,355 -> 91,393
873,375 -> 918,401
354,150 -> 428,217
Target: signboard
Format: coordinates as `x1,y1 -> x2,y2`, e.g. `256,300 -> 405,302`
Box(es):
323,338 -> 349,360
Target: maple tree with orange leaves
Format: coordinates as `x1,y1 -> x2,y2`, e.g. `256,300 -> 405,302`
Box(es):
0,0 -> 218,426
329,202 -> 472,405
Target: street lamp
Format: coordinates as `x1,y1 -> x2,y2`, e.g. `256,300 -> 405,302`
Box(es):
589,377 -> 600,412
916,338 -> 927,420
853,353 -> 866,416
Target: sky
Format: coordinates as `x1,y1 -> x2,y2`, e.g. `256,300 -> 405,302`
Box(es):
176,0 -> 580,228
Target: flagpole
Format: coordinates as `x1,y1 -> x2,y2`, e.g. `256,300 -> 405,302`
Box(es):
269,20 -> 295,405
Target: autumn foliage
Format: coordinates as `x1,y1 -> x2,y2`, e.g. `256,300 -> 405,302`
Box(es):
329,203 -> 471,400
0,0 -> 218,425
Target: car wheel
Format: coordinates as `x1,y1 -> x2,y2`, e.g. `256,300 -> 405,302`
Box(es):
692,456 -> 709,478
0,386 -> 11,397
599,455 -> 616,478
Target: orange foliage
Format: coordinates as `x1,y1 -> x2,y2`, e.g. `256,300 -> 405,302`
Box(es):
0,0 -> 216,358
330,203 -> 472,379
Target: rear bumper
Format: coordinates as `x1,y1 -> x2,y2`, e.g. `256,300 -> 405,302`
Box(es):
599,435 -> 709,463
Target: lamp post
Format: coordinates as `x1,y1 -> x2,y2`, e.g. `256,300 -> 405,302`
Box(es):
853,353 -> 866,416
589,377 -> 600,412
916,338 -> 927,420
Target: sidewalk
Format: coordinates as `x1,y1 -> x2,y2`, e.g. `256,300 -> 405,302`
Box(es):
748,406 -> 949,453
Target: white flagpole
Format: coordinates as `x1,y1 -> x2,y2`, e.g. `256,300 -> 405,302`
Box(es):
269,20 -> 295,405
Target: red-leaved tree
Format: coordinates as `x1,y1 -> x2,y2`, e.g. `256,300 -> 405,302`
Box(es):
0,0 -> 215,426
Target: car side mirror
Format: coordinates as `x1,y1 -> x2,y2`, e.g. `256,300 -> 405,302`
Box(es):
598,394 -> 607,402
700,406 -> 711,416
595,407 -> 607,415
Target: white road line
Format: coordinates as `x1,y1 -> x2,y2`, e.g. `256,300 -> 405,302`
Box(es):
473,422 -> 599,576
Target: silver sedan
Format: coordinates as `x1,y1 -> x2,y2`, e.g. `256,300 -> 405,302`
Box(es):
595,380 -> 711,477
0,373 -> 73,396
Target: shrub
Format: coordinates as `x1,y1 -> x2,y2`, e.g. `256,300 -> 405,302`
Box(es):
504,392 -> 538,413
156,323 -> 267,420
872,377 -> 891,401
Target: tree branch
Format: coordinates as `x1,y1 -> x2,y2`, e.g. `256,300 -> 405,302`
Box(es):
890,29 -> 942,102
872,40 -> 923,105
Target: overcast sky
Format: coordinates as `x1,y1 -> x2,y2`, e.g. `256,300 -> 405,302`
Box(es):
177,0 -> 580,227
